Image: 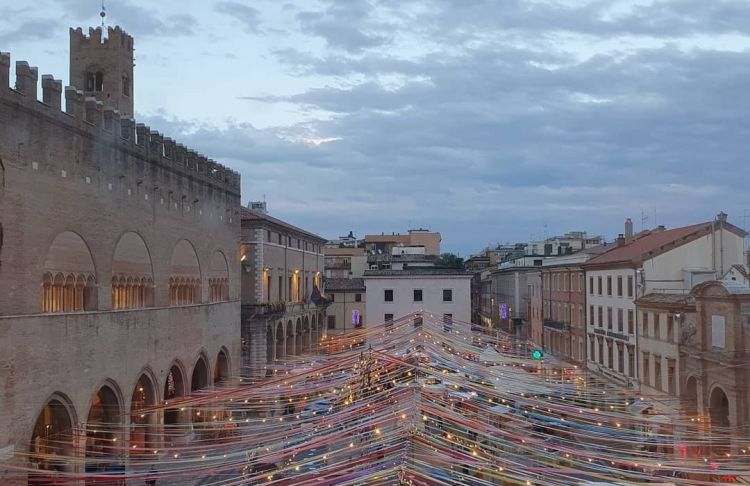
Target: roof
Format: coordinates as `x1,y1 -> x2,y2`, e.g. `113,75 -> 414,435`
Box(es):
584,221 -> 747,269
635,293 -> 695,308
324,247 -> 365,257
324,278 -> 365,291
729,264 -> 750,281
240,207 -> 327,243
364,268 -> 472,277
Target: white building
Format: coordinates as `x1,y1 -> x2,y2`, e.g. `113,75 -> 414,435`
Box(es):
364,269 -> 472,326
583,213 -> 747,387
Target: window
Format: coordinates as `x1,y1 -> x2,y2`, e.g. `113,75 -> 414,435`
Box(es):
667,359 -> 676,394
384,289 -> 393,302
607,307 -> 612,330
589,337 -> 596,360
355,293 -> 362,302
443,289 -> 453,302
278,276 -> 283,300
641,312 -> 648,337
267,230 -> 271,242
589,305 -> 594,326
597,277 -> 602,295
598,338 -> 604,365
711,315 -> 726,348
589,276 -> 594,295
598,306 -> 603,328
617,308 -> 623,332
95,72 -> 103,91
617,343 -> 624,372
654,314 -> 661,340
617,276 -> 622,297
385,313 -> 394,324
627,276 -> 633,297
327,315 -> 336,330
413,289 -> 423,302
607,276 -> 612,296
642,353 -> 650,385
627,310 -> 634,335
278,234 -> 282,245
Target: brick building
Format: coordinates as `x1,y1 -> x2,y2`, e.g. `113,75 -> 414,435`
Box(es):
0,26 -> 241,481
240,206 -> 327,377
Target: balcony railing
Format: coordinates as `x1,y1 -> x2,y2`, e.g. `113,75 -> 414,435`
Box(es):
242,302 -> 286,318
543,319 -> 570,331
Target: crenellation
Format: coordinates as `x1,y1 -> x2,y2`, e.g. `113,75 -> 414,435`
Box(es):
1,50 -> 241,194
15,61 -> 38,100
149,131 -> 164,158
84,96 -> 103,127
135,123 -> 149,147
0,52 -> 9,90
64,86 -> 84,118
41,75 -> 62,109
102,106 -> 118,134
163,137 -> 175,159
120,117 -> 135,141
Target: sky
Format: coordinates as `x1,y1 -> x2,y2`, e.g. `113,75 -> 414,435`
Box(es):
3,0 -> 750,255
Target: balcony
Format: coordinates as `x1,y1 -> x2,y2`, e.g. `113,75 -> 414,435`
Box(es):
543,319 -> 570,331
242,302 -> 286,318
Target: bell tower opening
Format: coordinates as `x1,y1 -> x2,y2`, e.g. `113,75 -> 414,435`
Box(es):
69,25 -> 134,118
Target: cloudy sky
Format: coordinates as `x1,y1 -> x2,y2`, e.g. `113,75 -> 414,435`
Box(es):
3,0 -> 750,254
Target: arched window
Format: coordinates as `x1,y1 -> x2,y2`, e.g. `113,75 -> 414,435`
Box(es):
112,232 -> 153,310
94,72 -> 104,92
169,240 -> 201,306
42,232 -> 97,313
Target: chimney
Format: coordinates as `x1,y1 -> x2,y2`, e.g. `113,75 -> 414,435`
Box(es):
717,211 -> 728,223
625,218 -> 633,244
616,234 -> 625,246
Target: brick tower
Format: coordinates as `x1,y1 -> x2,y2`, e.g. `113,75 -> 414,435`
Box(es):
69,26 -> 134,118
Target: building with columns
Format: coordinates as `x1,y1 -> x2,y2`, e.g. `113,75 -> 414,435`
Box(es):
240,205 -> 328,377
0,25 -> 241,482
584,215 -> 746,387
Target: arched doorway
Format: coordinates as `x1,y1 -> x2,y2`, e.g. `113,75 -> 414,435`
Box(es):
709,386 -> 730,428
85,384 -> 123,476
30,395 -> 77,474
191,356 -> 209,392
163,364 -> 186,427
214,348 -> 230,386
275,322 -> 285,361
130,373 -> 157,454
295,319 -> 303,355
286,320 -> 295,357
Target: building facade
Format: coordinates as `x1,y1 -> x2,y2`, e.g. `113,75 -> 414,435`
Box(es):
635,293 -> 695,398
0,26 -> 241,480
240,207 -> 328,377
584,216 -> 746,387
324,247 -> 367,278
681,280 -> 750,453
325,278 -> 366,335
488,256 -> 545,338
364,269 -> 471,326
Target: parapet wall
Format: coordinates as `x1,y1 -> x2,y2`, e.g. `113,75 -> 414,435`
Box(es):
70,25 -> 134,52
0,51 -> 241,196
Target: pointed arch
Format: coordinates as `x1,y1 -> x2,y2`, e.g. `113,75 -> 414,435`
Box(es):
169,239 -> 202,305
30,392 -> 77,473
209,250 -> 229,302
112,231 -> 153,310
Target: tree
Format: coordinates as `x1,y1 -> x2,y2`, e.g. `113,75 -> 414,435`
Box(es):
435,253 -> 464,269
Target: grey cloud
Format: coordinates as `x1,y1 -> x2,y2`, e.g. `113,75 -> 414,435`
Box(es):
215,1 -> 262,33
296,0 -> 393,53
0,19 -> 61,45
54,0 -> 197,37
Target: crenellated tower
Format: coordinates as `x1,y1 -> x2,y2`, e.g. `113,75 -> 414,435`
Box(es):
69,26 -> 134,118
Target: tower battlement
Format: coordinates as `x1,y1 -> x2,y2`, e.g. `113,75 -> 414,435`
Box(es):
70,26 -> 133,52
0,51 -> 241,195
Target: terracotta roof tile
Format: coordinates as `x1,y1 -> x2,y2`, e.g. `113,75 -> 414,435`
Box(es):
584,221 -> 746,268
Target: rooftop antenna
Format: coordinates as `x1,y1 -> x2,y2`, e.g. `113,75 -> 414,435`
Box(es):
100,0 -> 106,29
